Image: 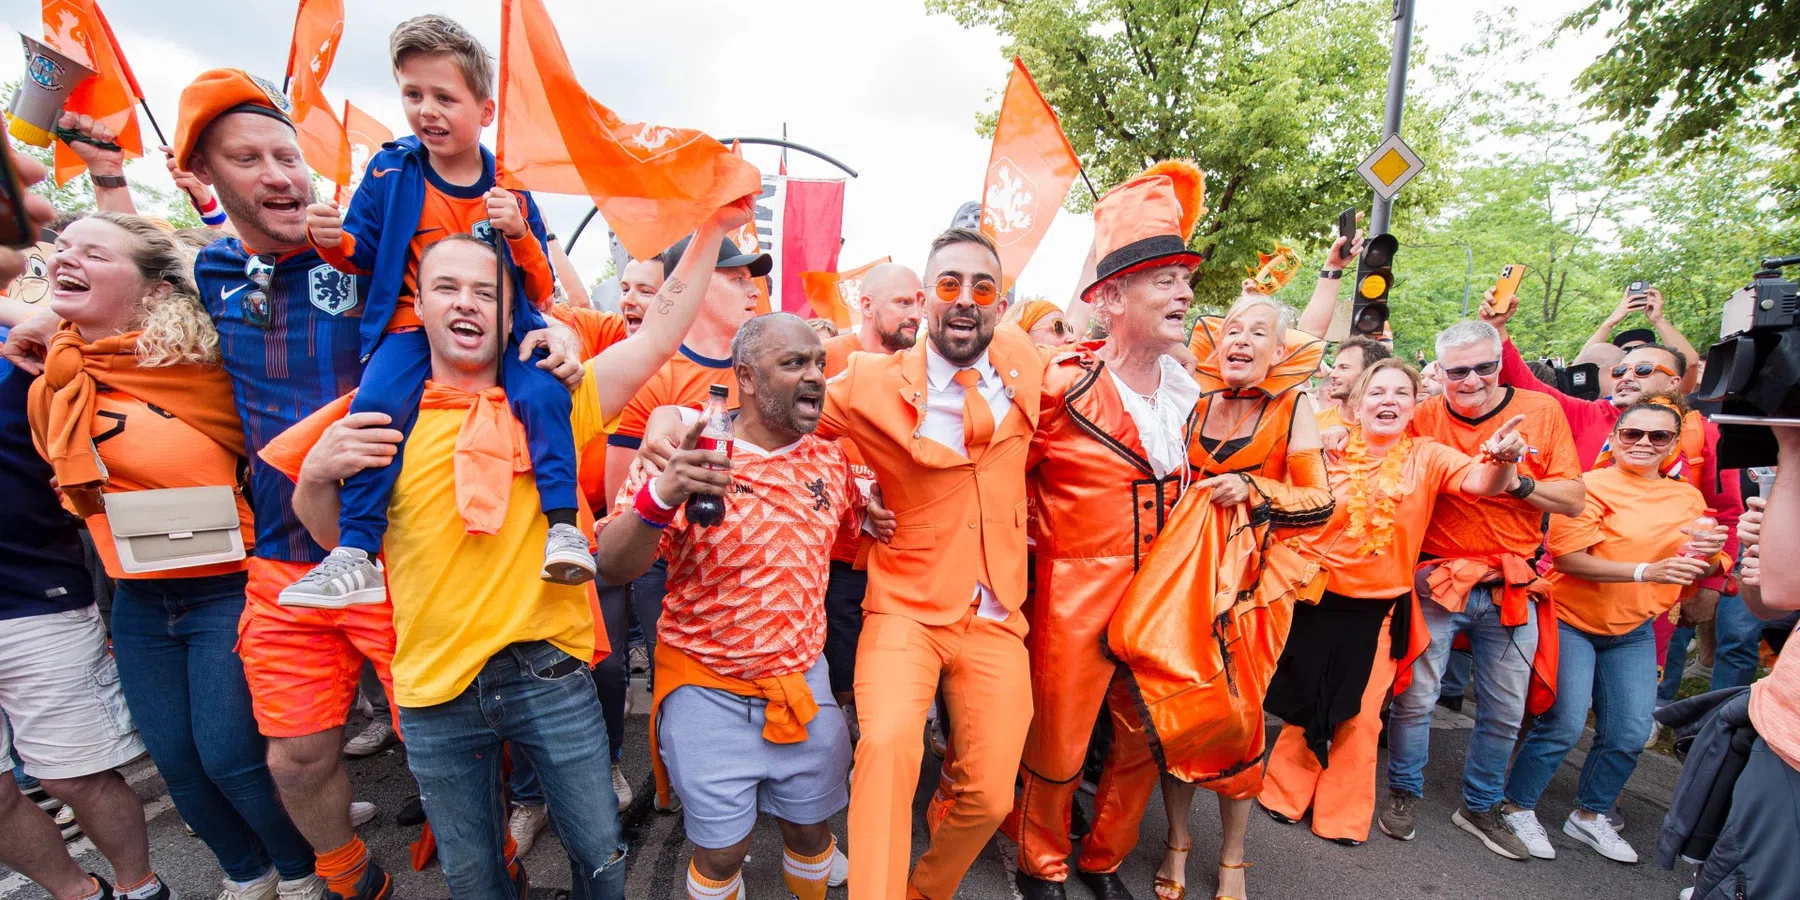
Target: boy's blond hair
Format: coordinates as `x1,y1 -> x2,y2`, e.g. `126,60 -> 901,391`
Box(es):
390,14 -> 494,102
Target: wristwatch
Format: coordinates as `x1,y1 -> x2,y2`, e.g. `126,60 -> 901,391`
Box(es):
1506,475 -> 1537,500
91,173 -> 127,189
1320,269 -> 1344,280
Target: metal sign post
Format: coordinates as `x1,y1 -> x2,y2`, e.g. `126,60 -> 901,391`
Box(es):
1369,0 -> 1414,236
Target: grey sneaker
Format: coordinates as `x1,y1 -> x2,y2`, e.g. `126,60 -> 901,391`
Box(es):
541,523 -> 597,585
1564,811 -> 1638,863
1378,790 -> 1416,841
509,804 -> 549,859
349,800 -> 377,827
1501,808 -> 1557,859
611,763 -> 633,812
278,548 -> 385,608
218,869 -> 278,900
1454,804 -> 1531,861
275,875 -> 326,900
342,721 -> 397,758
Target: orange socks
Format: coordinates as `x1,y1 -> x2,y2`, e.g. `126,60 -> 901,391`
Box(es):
316,836 -> 370,898
781,839 -> 835,900
686,861 -> 742,900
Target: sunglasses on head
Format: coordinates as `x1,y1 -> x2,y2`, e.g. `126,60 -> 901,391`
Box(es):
242,254 -> 275,329
1616,427 -> 1676,448
934,274 -> 1000,306
1440,360 -> 1501,382
1611,362 -> 1677,379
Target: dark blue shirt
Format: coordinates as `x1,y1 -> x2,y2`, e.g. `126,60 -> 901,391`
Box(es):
0,367 -> 94,620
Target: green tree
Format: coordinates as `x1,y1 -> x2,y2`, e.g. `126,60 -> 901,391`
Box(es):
928,0 -> 1458,311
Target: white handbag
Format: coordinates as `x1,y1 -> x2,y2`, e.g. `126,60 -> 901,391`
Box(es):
101,486 -> 245,574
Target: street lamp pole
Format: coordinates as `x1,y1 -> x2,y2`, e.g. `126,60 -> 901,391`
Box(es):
1369,0 -> 1414,236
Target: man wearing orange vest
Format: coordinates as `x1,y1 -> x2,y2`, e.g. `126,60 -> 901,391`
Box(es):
815,229 -> 1042,899
1010,163 -> 1205,900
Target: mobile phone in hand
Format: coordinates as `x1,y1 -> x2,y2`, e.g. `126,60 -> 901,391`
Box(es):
1490,264 -> 1526,315
1627,280 -> 1651,308
1337,207 -> 1357,244
0,146 -> 35,249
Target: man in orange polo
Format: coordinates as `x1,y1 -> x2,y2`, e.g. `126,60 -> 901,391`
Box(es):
815,229 -> 1042,899
819,264 -> 922,720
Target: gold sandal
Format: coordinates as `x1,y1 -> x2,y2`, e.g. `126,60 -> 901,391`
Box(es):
1154,841 -> 1191,900
1215,860 -> 1252,900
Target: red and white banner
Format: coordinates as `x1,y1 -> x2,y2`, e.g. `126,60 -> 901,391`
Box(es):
746,175 -> 846,315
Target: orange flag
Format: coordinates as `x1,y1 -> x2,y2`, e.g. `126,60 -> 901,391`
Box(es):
334,101 -> 394,205
42,0 -> 144,186
979,57 -> 1080,292
496,0 -> 761,260
801,256 -> 892,330
284,0 -> 347,183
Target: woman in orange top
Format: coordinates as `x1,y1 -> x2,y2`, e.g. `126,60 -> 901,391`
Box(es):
26,214 -> 316,895
1116,294 -> 1334,900
1260,359 -> 1525,845
1498,395 -> 1728,865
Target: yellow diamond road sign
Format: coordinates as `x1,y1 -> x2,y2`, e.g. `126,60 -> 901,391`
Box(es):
1357,133 -> 1423,200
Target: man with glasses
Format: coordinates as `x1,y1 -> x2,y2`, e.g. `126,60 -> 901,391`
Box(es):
1479,296 -> 1747,692
813,228 -> 1043,899
1379,319 -> 1586,860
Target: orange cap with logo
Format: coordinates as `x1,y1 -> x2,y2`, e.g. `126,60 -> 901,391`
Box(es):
172,69 -> 294,168
1082,160 -> 1207,300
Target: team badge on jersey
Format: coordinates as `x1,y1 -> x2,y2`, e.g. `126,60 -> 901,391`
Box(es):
308,265 -> 358,316
471,219 -> 495,244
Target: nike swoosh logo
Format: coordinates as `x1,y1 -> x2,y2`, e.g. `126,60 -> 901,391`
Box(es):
371,167 -> 399,177
221,284 -> 248,302
414,226 -> 445,237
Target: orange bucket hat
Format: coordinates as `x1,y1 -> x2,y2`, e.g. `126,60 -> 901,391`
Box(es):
1082,160 -> 1207,300
172,68 -> 294,168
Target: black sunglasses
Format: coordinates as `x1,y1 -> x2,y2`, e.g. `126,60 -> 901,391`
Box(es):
1440,360 -> 1500,382
1616,428 -> 1676,448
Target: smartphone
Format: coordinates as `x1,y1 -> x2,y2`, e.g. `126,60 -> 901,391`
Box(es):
1491,264 -> 1526,315
0,144 -> 34,248
1627,280 -> 1651,309
1337,207 -> 1357,244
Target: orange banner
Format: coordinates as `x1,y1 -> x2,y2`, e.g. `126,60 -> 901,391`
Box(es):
801,256 -> 892,330
334,100 -> 393,205
979,57 -> 1080,292
496,0 -> 761,260
284,0 -> 347,183
42,0 -> 144,186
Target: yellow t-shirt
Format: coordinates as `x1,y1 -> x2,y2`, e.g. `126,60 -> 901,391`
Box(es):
382,367 -> 620,707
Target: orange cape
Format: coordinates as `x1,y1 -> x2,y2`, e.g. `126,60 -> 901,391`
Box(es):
27,323 -> 244,517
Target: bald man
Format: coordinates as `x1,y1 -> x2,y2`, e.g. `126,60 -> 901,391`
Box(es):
820,264 -> 924,718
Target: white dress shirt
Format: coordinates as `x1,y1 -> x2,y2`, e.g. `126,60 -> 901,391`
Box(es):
1108,355 -> 1202,479
922,343 -> 1014,620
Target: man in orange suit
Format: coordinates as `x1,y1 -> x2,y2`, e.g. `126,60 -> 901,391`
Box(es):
815,229 -> 1042,899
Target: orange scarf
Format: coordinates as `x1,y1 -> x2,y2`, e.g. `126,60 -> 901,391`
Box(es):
258,383 -> 531,535
647,645 -> 818,809
26,324 -> 243,517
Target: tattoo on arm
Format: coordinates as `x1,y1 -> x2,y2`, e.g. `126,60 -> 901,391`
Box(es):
655,277 -> 685,315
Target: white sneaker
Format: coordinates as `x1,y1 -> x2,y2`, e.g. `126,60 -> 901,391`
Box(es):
349,800 -> 377,827
1501,808 -> 1557,860
342,720 -> 397,758
510,803 -> 550,859
828,844 -> 849,887
278,548 -> 386,608
1679,888 -> 1693,900
541,523 -> 597,585
1564,811 -> 1639,863
218,869 -> 277,900
612,763 -> 633,811
275,875 -> 326,900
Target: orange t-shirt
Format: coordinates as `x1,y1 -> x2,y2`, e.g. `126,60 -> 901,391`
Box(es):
1752,620 -> 1800,770
1547,466 -> 1707,636
366,180 -> 554,330
82,389 -> 254,580
607,434 -> 861,679
1411,387 -> 1581,559
607,346 -> 738,448
1316,403 -> 1350,432
1302,439 -> 1475,598
549,305 -> 630,509
822,332 -> 878,566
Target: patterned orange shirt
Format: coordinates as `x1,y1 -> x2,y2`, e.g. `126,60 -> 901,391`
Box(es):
608,433 -> 862,679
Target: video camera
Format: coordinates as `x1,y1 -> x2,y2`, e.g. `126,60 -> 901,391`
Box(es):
1695,254 -> 1800,465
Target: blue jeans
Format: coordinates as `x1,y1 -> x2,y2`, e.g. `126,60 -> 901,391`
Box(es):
1440,647 -> 1473,700
1505,620 -> 1656,814
110,574 -> 313,882
512,583 -> 630,805
1386,584 -> 1538,811
399,642 -> 625,900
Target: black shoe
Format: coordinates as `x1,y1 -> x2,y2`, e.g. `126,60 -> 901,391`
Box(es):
325,860 -> 392,900
1330,836 -> 1364,847
1264,805 -> 1301,825
1070,796 -> 1091,839
1014,870 -> 1067,900
1076,869 -> 1135,900
110,875 -> 170,900
396,795 -> 426,827
1437,694 -> 1464,713
84,874 -> 116,899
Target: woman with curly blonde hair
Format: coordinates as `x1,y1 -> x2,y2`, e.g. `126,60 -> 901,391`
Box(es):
26,212 -> 321,898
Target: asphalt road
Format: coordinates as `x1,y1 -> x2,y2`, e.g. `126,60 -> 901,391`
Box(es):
2,681 -> 1697,900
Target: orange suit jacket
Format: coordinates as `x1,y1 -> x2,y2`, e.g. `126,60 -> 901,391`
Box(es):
816,324 -> 1043,626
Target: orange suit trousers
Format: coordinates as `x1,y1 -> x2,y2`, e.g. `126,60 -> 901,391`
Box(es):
1258,614 -> 1397,843
848,604 -> 1032,900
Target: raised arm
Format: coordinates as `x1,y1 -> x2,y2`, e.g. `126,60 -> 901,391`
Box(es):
58,112 -> 134,215
1643,288 -> 1702,391
549,238 -> 591,309
1296,231 -> 1362,338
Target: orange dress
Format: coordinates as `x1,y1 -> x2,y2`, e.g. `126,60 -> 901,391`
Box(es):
1105,320 -> 1333,798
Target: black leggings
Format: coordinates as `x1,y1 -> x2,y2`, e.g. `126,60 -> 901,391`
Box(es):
593,583 -> 630,761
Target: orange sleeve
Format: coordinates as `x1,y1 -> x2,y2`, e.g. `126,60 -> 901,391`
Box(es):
816,358 -> 855,442
1532,405 -> 1583,481
1424,441 -> 1480,497
506,226 -> 557,313
1548,486 -> 1606,556
312,232 -> 366,276
1252,448 -> 1336,530
546,307 -> 628,359
613,378 -> 663,443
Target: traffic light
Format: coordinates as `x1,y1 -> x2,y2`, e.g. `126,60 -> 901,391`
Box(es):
1353,233 -> 1398,337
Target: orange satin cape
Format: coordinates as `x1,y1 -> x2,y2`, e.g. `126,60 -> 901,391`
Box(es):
259,387 -> 532,535
647,644 -> 818,809
28,323 -> 244,517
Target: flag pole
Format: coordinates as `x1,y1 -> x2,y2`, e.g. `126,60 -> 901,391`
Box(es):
1078,167 -> 1099,202
138,98 -> 167,147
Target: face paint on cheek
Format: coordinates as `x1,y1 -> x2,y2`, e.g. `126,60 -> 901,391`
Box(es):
4,242 -> 55,305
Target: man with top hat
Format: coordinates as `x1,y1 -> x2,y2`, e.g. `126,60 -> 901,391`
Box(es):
1008,162 -> 1207,900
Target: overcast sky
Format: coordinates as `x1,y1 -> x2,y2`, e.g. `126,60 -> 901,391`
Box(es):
1,0 -> 1607,304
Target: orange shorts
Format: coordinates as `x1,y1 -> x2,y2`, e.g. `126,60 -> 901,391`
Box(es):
237,558 -> 399,739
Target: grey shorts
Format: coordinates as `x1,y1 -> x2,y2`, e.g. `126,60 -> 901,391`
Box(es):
0,605 -> 145,779
657,659 -> 850,849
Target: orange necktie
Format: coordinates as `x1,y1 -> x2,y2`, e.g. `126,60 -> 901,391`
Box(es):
953,368 -> 994,458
